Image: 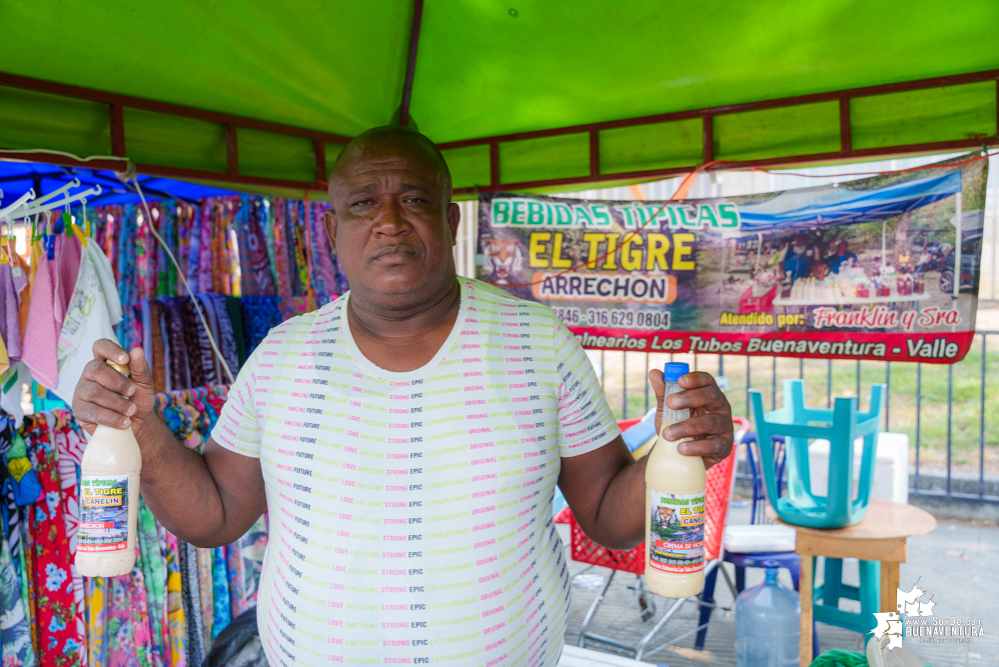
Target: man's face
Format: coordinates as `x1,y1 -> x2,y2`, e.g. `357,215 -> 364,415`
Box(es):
325,138 -> 460,309
838,242 -> 848,255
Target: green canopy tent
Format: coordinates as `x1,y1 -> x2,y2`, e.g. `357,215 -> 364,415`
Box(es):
0,1 -> 997,198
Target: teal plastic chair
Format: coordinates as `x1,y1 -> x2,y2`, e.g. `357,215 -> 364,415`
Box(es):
750,379 -> 885,529
751,379 -> 886,634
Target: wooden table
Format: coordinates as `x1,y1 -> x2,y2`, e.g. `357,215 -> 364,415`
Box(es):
766,498 -> 936,666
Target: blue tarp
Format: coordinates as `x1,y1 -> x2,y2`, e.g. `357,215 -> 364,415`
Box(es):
737,170 -> 962,232
0,160 -> 237,207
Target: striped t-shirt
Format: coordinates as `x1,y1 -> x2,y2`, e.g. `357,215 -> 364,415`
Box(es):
212,277 -> 619,667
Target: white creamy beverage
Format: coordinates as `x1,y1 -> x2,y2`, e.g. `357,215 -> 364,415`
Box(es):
75,360 -> 142,577
645,362 -> 706,598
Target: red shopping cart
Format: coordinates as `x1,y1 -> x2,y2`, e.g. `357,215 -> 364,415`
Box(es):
571,445 -> 737,661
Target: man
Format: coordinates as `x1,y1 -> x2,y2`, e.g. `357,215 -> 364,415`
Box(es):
825,240 -> 859,275
73,126 -> 733,666
781,232 -> 813,282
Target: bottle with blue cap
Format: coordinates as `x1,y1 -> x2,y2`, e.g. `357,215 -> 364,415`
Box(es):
644,361 -> 707,598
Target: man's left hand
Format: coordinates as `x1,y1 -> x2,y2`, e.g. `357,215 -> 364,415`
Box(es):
649,370 -> 734,469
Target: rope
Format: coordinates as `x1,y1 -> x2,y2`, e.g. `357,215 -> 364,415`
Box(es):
132,179 -> 235,384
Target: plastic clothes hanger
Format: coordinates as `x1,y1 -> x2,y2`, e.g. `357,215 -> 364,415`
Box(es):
0,190 -> 36,221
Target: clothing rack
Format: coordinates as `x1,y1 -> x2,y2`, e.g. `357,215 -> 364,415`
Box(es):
0,385 -> 268,667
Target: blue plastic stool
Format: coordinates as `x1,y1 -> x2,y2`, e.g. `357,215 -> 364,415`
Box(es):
812,557 -> 881,634
750,379 -> 884,529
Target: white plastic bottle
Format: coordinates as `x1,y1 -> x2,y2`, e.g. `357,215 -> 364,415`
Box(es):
75,360 -> 142,577
645,362 -> 706,598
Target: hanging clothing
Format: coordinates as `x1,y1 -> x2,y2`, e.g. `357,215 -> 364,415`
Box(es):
12,241 -> 32,339
150,300 -> 169,394
238,297 -> 282,356
238,516 -> 268,606
225,540 -> 246,620
1,411 -> 36,667
107,570 -> 157,667
0,361 -> 31,427
224,297 -> 247,369
164,531 -> 187,667
196,295 -> 222,383
23,414 -> 85,666
21,249 -> 60,387
178,540 -> 204,667
234,196 -> 277,298
137,499 -> 167,667
210,547 -> 230,643
206,294 -> 238,383
52,242 -> 124,403
0,385 -> 258,666
307,200 -> 340,298
50,410 -> 87,653
179,298 -> 209,388
22,234 -> 82,387
196,548 -> 213,652
142,299 -> 155,374
159,298 -> 191,391
0,259 -> 25,364
0,334 -> 10,378
86,576 -> 107,667
54,234 -> 83,326
1,514 -> 37,667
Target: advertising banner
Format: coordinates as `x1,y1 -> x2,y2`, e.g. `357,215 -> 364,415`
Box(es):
476,155 -> 987,363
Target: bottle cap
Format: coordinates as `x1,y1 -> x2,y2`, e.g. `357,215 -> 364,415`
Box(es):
106,359 -> 130,375
662,362 -> 689,383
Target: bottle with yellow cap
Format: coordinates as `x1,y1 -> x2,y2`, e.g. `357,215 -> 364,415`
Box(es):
76,360 -> 142,577
645,362 -> 707,598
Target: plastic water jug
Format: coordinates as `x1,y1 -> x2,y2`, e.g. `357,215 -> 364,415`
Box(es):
735,564 -> 800,667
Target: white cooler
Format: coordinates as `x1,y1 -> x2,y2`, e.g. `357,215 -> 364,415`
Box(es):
559,646 -> 656,666
807,432 -> 909,504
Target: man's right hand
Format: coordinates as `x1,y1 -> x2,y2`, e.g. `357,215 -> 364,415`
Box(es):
73,339 -> 158,439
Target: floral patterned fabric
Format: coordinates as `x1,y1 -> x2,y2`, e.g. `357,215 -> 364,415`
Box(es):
163,532 -> 186,667
209,547 -> 230,643
7,392 -> 267,666
106,571 -> 155,667
196,548 -> 213,653
49,410 -> 87,653
224,540 -> 246,621
23,415 -> 84,666
136,500 -> 166,667
85,577 -> 106,667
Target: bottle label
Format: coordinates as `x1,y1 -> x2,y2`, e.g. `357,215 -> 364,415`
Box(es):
648,488 -> 705,574
78,474 -> 129,553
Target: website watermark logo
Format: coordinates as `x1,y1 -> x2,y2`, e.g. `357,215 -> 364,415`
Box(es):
873,579 -> 984,649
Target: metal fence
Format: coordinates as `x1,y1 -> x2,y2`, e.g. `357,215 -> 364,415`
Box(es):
588,335 -> 998,505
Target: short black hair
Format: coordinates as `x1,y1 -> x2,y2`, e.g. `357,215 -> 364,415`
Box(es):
329,125 -> 453,202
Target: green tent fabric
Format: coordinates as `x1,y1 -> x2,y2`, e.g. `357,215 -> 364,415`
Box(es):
0,1 -> 997,194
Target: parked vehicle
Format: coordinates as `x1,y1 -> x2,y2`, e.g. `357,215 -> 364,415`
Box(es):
940,232 -> 982,294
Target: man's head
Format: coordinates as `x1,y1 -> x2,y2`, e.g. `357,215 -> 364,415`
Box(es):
837,240 -> 848,255
325,126 -> 460,315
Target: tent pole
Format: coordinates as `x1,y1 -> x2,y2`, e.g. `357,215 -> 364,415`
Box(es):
399,0 -> 425,127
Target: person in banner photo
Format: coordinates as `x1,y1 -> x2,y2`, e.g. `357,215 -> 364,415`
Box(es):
781,232 -> 815,282
72,126 -> 735,667
824,240 -> 859,275
476,154 -> 986,364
